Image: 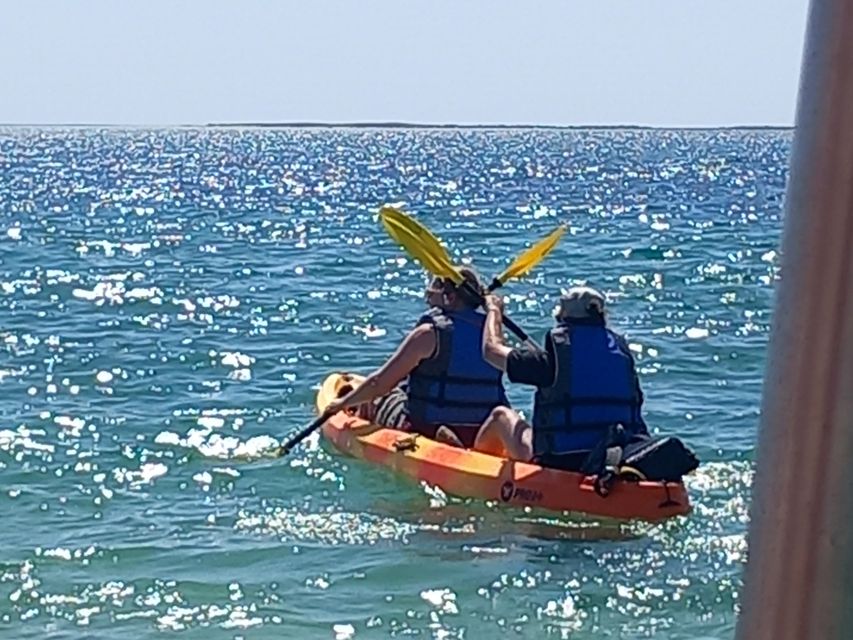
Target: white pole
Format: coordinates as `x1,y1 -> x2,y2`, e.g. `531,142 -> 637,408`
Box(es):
735,0 -> 853,638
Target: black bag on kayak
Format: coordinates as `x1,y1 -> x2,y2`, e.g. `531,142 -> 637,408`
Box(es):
581,424 -> 699,496
620,435 -> 699,482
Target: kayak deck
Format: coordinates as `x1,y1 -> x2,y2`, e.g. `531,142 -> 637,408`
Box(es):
317,373 -> 691,522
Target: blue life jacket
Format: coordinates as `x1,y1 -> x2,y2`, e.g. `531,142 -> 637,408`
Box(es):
407,307 -> 509,436
532,321 -> 646,455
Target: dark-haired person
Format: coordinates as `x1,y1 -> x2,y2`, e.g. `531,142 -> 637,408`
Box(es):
324,267 -> 510,446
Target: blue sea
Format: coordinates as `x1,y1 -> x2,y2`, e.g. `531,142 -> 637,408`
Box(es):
0,127 -> 788,638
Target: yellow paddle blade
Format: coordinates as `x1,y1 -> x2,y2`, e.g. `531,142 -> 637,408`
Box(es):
494,223 -> 567,286
380,210 -> 455,278
379,206 -> 463,283
383,217 -> 456,279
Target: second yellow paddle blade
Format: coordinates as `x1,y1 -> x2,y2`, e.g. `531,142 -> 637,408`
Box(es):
495,223 -> 567,285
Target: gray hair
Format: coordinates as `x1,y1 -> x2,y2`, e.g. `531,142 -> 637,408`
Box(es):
553,286 -> 607,321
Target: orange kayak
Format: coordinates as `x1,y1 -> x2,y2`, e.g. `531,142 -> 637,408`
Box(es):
317,373 -> 691,522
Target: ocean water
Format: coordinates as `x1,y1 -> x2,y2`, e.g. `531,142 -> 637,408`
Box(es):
0,127 -> 788,639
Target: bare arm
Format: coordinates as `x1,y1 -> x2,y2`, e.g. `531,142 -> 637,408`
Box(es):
326,324 -> 436,413
482,295 -> 513,372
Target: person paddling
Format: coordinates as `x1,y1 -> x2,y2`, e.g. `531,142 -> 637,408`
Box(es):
322,267 -> 511,446
473,286 -> 648,470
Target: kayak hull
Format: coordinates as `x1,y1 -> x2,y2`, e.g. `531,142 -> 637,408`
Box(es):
317,373 -> 691,522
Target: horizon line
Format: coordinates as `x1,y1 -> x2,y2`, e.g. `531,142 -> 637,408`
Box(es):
0,121 -> 795,131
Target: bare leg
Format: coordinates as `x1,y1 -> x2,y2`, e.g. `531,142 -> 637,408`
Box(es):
473,407 -> 534,461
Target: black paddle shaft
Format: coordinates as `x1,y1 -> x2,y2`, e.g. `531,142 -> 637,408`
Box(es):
277,413 -> 327,456
458,280 -> 532,345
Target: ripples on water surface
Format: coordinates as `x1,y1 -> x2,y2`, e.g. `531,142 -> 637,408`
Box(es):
0,127 -> 788,638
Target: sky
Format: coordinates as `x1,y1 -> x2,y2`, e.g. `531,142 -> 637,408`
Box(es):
0,0 -> 810,127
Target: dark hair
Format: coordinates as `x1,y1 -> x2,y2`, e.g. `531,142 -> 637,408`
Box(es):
441,265 -> 484,309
